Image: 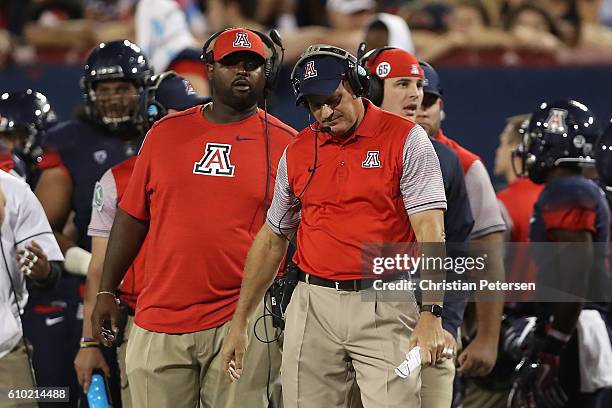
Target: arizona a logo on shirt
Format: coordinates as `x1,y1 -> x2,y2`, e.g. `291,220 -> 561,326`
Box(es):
362,151 -> 381,168
194,143 -> 235,177
233,32 -> 252,48
304,61 -> 318,79
546,109 -> 568,134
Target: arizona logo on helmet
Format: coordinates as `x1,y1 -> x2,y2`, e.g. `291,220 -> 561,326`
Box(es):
194,143 -> 235,177
233,32 -> 252,48
546,109 -> 568,134
304,61 -> 318,79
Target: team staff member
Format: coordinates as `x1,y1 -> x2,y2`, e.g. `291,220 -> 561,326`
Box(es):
417,63 -> 505,379
362,47 -> 474,408
494,114 -> 543,293
223,45 -> 448,408
74,73 -> 209,405
0,171 -> 63,408
92,29 -> 296,407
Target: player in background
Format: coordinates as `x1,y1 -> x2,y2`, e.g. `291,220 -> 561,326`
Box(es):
92,28 -> 295,407
360,46 -> 474,408
510,99 -> 612,407
74,72 -> 208,406
417,61 -> 505,378
0,90 -> 58,184
32,40 -> 152,406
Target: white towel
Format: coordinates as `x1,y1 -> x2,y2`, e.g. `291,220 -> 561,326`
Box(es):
576,309 -> 612,392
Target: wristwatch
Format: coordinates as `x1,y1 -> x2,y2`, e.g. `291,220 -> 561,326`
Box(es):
419,304 -> 444,318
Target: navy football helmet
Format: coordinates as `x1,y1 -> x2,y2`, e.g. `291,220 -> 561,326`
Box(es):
519,99 -> 601,184
0,89 -> 58,164
595,120 -> 612,194
81,40 -> 152,133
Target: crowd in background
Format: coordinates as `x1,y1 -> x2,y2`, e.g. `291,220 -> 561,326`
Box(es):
2,0 -> 612,71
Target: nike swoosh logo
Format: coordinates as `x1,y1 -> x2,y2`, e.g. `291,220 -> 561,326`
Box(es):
235,135 -> 256,142
45,316 -> 65,326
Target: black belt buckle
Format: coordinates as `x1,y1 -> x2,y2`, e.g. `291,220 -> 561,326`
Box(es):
334,279 -> 360,291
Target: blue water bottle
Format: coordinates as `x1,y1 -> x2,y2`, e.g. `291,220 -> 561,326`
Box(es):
87,369 -> 112,407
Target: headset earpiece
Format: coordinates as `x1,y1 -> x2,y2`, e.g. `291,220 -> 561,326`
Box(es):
358,46 -> 397,107
140,71 -> 177,129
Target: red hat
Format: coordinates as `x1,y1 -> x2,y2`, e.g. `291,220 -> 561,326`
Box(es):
367,48 -> 423,80
212,28 -> 266,62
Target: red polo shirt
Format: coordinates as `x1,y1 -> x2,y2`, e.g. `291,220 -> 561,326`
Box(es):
497,178 -> 543,243
436,129 -> 480,174
497,177 -> 543,294
119,106 -> 295,333
267,101 -> 446,281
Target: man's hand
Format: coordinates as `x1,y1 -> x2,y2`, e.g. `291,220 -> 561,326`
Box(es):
457,333 -> 498,376
441,329 -> 457,360
17,241 -> 50,281
91,293 -> 120,347
221,321 -> 249,382
74,347 -> 110,393
408,313 -> 445,366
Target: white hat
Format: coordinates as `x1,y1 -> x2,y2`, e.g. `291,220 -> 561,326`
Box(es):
327,0 -> 376,14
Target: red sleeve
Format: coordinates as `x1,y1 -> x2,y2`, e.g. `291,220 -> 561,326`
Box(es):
541,207 -> 597,233
38,149 -> 63,169
37,149 -> 71,179
118,136 -> 153,221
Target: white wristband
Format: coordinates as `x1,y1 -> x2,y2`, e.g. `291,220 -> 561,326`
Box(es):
64,247 -> 92,276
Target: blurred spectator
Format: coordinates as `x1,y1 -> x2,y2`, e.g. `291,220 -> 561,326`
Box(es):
135,0 -> 209,95
576,0 -> 612,50
412,1 -> 512,62
364,12 -> 415,52
537,0 -> 581,46
326,0 -> 375,30
23,0 -> 132,51
205,0 -> 366,62
447,0 -> 492,33
505,3 -> 567,50
602,0 -> 612,27
0,28 -> 11,68
403,2 -> 453,33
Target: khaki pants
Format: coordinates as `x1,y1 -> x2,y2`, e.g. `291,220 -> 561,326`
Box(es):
0,341 -> 37,408
463,380 -> 508,408
420,358 -> 455,408
125,305 -> 281,408
282,281 -> 421,408
117,315 -> 134,408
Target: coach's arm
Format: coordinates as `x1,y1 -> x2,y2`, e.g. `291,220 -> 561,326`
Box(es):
222,224 -> 289,381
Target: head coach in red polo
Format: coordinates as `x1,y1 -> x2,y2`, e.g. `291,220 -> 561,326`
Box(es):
223,44 -> 448,408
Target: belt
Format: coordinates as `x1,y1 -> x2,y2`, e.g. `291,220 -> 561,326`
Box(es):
297,269 -> 408,292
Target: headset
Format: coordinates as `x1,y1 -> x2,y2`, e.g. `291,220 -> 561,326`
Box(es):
201,28 -> 284,95
290,44 -> 370,105
358,46 -> 397,107
139,70 -> 178,129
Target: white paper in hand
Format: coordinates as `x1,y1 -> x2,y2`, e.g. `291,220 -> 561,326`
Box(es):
395,346 -> 422,378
